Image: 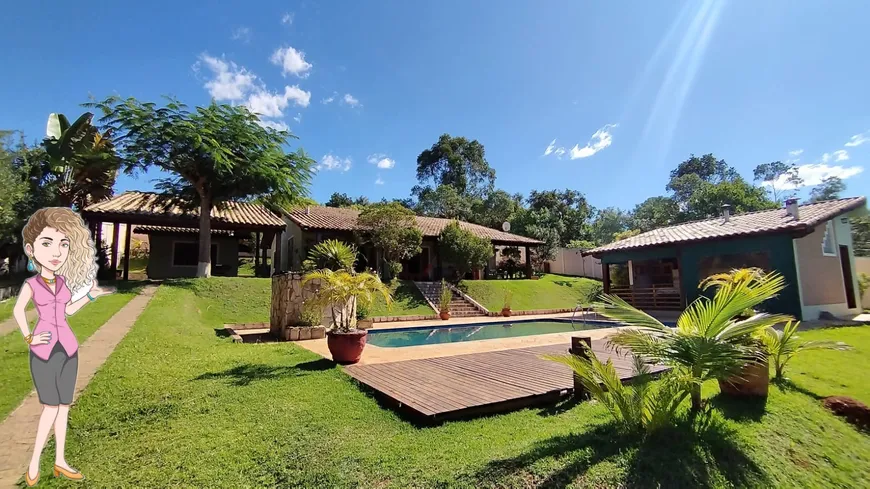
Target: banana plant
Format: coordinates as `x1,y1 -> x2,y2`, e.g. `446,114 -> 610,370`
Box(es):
42,112 -> 118,209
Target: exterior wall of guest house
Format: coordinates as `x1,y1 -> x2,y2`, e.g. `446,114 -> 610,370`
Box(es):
147,234 -> 240,278
600,233 -> 803,318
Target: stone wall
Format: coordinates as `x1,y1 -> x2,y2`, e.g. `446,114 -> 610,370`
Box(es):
270,272 -> 356,337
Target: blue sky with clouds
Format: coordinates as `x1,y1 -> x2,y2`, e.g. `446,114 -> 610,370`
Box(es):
2,0 -> 869,210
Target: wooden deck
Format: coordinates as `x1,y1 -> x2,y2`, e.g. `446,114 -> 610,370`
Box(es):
344,340 -> 668,421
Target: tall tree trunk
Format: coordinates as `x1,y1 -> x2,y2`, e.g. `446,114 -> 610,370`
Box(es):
690,384 -> 702,412
197,192 -> 212,278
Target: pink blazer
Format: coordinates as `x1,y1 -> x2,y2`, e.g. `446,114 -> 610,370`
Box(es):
27,275 -> 78,361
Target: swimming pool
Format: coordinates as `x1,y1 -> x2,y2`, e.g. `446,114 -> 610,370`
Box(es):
366,318 -> 620,348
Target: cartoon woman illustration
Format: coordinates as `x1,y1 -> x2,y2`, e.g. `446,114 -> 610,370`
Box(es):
12,208 -> 114,486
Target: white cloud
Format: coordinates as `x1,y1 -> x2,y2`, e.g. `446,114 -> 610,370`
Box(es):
270,46 -> 312,78
317,154 -> 352,172
281,12 -> 293,25
322,92 -> 337,104
231,26 -> 251,42
367,153 -> 395,169
569,123 -> 618,159
245,85 -> 310,117
256,119 -> 289,132
342,93 -> 360,107
845,130 -> 870,147
765,163 -> 864,190
293,113 -> 302,123
196,54 -> 256,101
553,147 -> 566,158
375,176 -> 385,185
833,149 -> 849,162
543,139 -> 556,156
788,149 -> 803,157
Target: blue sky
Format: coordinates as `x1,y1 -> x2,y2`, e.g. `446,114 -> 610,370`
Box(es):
3,0 -> 869,210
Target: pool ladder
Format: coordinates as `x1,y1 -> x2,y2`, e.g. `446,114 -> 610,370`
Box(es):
570,304 -> 591,330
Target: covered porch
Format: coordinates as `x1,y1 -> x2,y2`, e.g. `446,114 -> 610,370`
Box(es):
603,257 -> 684,311
83,192 -> 286,280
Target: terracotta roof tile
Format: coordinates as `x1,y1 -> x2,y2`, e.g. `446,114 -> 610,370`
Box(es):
285,205 -> 543,245
589,197 -> 866,254
132,225 -> 235,236
84,191 -> 285,228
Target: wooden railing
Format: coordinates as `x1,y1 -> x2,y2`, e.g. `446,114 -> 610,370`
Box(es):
609,285 -> 682,311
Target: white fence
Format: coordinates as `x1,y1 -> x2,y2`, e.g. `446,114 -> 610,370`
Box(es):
546,248 -> 603,280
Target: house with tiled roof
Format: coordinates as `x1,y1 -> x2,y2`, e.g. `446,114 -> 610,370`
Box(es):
586,197 -> 868,320
278,205 -> 542,281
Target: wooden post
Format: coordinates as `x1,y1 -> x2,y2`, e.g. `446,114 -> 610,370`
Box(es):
122,223 -> 132,281
110,222 -> 120,276
95,222 -> 103,248
273,229 -> 283,274
602,262 -> 610,294
254,232 -> 260,275
569,335 -> 593,398
525,245 -> 532,279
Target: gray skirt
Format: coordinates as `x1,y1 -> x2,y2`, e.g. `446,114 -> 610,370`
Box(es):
30,342 -> 78,406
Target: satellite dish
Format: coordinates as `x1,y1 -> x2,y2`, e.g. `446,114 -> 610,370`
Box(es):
501,221 -> 511,232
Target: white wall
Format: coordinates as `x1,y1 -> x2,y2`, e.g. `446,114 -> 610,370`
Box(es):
546,248 -> 603,279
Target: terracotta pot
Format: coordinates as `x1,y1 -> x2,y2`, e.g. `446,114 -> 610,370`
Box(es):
719,356 -> 770,398
326,329 -> 367,364
440,311 -> 451,320
501,308 -> 512,317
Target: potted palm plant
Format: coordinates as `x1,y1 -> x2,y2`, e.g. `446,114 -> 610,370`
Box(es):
439,280 -> 452,320
302,269 -> 392,364
501,288 -> 513,317
597,268 -> 794,411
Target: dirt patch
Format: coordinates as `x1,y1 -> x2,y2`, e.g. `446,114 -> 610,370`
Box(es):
823,396 -> 870,430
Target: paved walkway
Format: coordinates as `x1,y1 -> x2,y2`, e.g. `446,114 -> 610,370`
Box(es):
0,308 -> 38,337
0,285 -> 158,488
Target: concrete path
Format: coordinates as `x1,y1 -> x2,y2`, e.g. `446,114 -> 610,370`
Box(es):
0,285 -> 158,488
0,308 -> 38,337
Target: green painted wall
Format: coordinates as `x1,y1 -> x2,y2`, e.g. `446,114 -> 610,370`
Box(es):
599,233 -> 803,319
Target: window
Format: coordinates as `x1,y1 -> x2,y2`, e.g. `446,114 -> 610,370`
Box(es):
173,242 -> 219,267
698,251 -> 770,280
821,220 -> 837,256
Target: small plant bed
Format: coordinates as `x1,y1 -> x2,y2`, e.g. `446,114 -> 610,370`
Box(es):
461,274 -> 602,311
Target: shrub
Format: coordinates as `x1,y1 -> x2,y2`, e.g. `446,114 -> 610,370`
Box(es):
297,303 -> 322,327
439,280 -> 453,314
858,273 -> 870,299
438,221 -> 491,281
601,268 -> 794,411
544,347 -> 689,433
761,321 -> 851,379
305,239 -> 357,272
302,270 -> 392,332
357,203 -> 422,282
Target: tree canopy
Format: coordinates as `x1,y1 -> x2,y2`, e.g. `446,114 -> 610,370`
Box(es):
809,176 -> 845,202
88,96 -> 314,276
438,221 -> 492,281
753,161 -> 802,204
414,133 -> 496,198
325,192 -> 370,209
357,202 -> 422,281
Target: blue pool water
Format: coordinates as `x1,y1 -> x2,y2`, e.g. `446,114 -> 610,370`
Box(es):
366,319 -> 620,348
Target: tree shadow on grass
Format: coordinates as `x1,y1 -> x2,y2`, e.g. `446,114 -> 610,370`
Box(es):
708,393 -> 769,422
466,417 -> 768,488
537,395 -> 584,417
771,377 -> 824,400
392,281 -> 429,309
192,359 -> 335,386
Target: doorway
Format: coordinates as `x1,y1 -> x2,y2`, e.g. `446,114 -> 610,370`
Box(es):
840,245 -> 857,309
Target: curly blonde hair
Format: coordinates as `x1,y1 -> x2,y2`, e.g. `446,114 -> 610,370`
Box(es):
22,207 -> 98,293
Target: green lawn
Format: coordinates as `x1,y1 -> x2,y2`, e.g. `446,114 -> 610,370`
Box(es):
461,274 -> 602,311
26,277 -> 870,488
0,282 -> 143,419
0,298 -> 15,323
369,279 -> 434,317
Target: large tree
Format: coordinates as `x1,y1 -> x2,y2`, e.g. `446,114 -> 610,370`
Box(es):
631,196 -> 679,232
325,192 -> 370,208
414,133 -> 496,198
413,184 -> 477,221
809,176 -> 845,202
90,96 -> 314,277
512,207 -> 563,267
590,207 -> 633,245
753,161 -> 803,204
0,132 -> 29,248
472,189 -> 524,229
526,189 -> 593,244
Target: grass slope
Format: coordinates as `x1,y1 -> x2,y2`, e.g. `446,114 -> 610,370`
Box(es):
369,279 -> 434,317
461,274 -> 602,311
33,277 -> 870,488
0,282 -> 142,419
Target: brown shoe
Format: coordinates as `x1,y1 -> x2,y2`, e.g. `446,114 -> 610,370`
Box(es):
53,465 -> 84,481
24,469 -> 39,487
